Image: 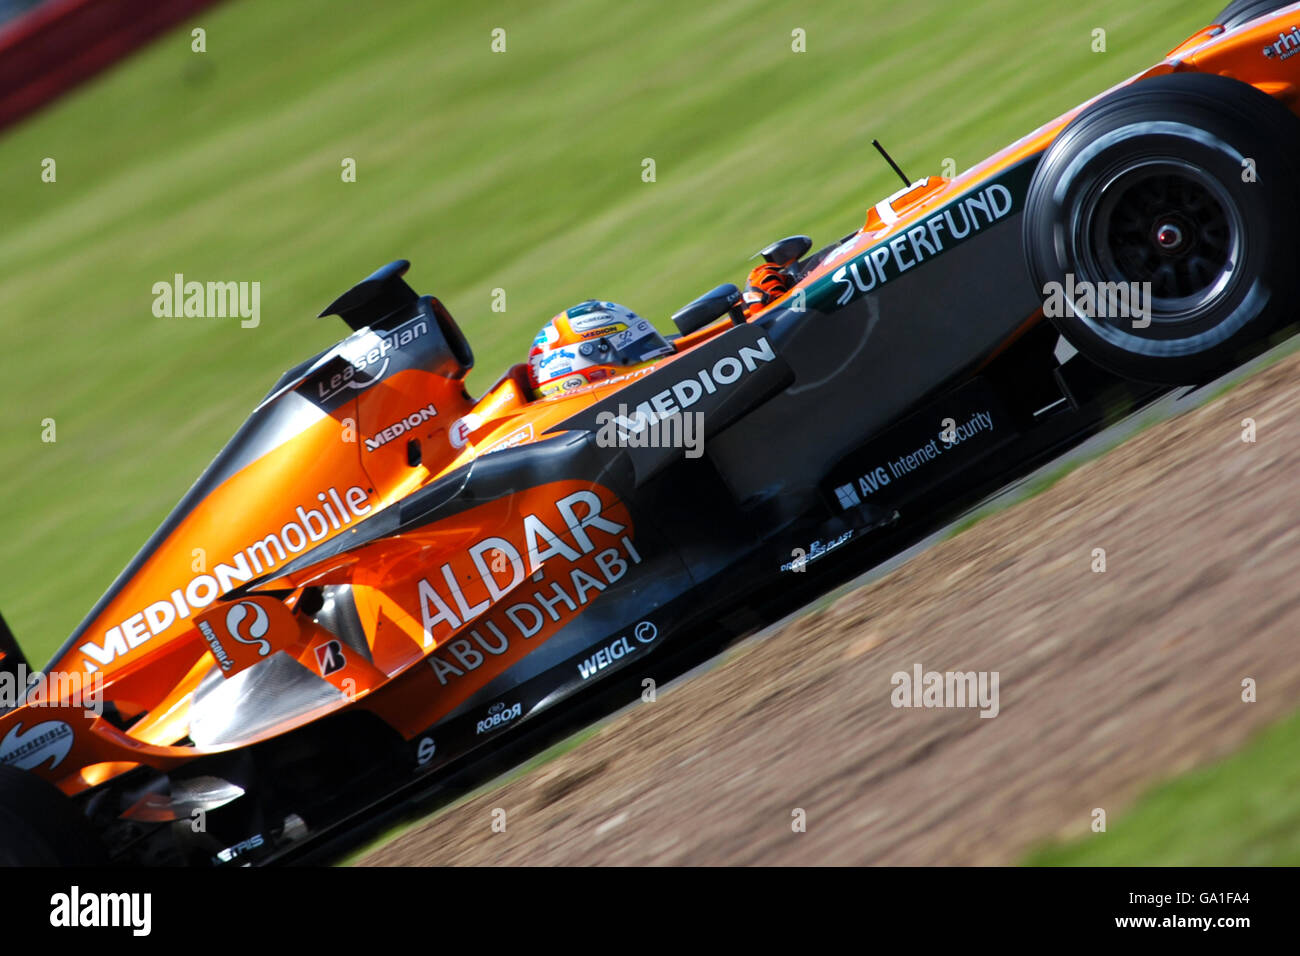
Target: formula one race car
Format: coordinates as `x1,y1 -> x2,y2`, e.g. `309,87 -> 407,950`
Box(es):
3,0 -> 1300,866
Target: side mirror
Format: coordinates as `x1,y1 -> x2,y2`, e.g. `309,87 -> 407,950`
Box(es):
671,284 -> 746,335
318,259 -> 419,332
758,235 -> 812,266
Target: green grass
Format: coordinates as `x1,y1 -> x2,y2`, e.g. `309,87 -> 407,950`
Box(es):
0,0 -> 1216,665
1026,709 -> 1300,865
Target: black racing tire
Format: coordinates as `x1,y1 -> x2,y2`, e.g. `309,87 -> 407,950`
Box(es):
0,764 -> 106,866
1215,0 -> 1296,29
1024,72 -> 1300,384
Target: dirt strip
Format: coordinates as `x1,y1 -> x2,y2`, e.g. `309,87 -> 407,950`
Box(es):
362,353 -> 1300,865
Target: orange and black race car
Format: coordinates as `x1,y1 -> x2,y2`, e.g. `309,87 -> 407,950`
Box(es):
3,0 -> 1299,865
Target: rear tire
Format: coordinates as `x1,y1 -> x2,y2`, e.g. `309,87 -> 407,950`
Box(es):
0,765 -> 106,866
1023,73 -> 1300,384
1215,0 -> 1297,29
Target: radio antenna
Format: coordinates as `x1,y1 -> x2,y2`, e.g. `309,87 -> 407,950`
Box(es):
872,139 -> 912,188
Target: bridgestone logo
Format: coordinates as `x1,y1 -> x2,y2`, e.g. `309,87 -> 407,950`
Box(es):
366,403 -> 437,452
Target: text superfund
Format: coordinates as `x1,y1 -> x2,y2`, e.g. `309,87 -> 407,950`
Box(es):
406,485 -> 639,684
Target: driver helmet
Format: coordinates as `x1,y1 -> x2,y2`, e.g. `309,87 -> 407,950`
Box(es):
527,300 -> 673,398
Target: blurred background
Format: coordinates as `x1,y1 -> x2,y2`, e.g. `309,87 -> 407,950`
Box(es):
6,0 -> 1290,867
0,0 -> 1212,664
0,1 -> 45,28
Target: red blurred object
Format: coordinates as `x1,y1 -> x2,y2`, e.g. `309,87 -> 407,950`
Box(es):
0,0 -> 226,134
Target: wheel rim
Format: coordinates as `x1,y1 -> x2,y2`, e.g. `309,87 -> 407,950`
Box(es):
1078,159 -> 1244,325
